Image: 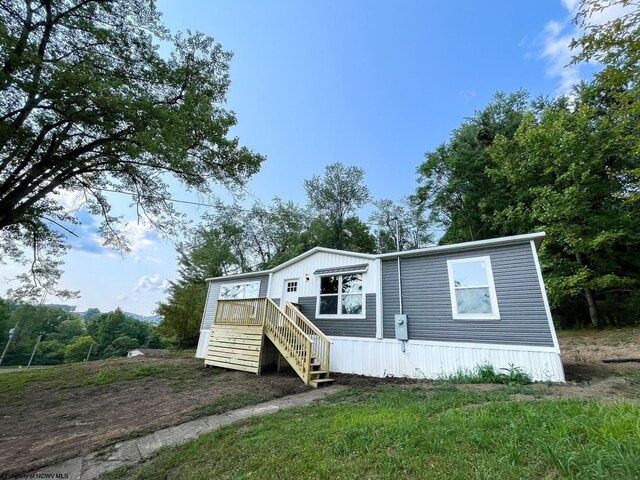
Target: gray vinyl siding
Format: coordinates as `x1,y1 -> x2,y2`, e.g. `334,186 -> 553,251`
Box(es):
200,274 -> 270,330
298,293 -> 377,338
381,243 -> 554,347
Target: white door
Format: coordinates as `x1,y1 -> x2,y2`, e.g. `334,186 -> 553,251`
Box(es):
281,279 -> 299,308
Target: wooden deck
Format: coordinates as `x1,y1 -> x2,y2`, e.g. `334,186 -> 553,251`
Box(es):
204,298 -> 333,387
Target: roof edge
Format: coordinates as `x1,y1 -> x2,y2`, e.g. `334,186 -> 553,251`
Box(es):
205,270 -> 272,282
376,232 -> 546,260
205,247 -> 377,282
269,246 -> 377,273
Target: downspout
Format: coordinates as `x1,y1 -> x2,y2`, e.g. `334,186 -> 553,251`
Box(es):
394,214 -> 407,353
397,257 -> 403,315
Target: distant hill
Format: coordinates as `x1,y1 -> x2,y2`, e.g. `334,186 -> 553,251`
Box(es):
74,309 -> 163,324
125,312 -> 163,324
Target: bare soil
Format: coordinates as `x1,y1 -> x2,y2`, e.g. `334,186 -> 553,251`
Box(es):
0,355 -> 307,475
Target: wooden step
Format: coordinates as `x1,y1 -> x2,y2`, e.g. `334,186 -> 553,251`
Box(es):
309,378 -> 335,388
310,370 -> 328,377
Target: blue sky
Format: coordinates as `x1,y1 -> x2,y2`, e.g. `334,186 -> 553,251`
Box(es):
3,1 -> 596,315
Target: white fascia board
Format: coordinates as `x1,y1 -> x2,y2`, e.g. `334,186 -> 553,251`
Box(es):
270,247 -> 377,273
376,232 -> 546,260
530,240 -> 562,353
205,270 -> 272,282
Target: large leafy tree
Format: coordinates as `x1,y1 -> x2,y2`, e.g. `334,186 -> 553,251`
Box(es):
369,197 -> 434,253
415,91 -> 530,243
304,163 -> 372,250
488,93 -> 640,327
0,0 -> 265,300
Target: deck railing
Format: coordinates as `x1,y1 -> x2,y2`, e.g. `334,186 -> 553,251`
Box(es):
215,298 -> 266,326
214,297 -> 316,385
284,302 -> 331,374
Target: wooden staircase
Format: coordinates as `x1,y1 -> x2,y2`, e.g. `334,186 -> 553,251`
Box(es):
205,298 -> 334,388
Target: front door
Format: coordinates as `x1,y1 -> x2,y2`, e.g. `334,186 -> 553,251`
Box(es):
281,278 -> 299,308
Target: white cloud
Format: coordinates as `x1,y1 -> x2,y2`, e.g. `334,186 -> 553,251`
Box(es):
52,189 -> 85,213
538,19 -> 581,95
122,221 -> 159,253
116,293 -> 129,301
560,0 -> 580,13
537,1 -> 636,96
134,274 -> 169,292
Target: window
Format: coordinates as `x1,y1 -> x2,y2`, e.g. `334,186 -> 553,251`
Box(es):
218,281 -> 260,300
317,273 -> 364,317
446,256 -> 500,320
286,281 -> 298,293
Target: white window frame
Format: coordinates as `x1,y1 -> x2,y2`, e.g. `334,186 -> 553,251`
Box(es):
446,256 -> 500,320
316,274 -> 366,319
218,280 -> 261,300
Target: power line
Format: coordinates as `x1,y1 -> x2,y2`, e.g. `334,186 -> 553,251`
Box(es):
95,187 -> 444,231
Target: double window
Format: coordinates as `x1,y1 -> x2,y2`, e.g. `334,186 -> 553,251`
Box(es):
317,273 -> 364,317
446,256 -> 500,320
218,281 -> 260,300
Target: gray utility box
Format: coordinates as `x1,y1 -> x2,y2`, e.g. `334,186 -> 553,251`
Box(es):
394,314 -> 408,341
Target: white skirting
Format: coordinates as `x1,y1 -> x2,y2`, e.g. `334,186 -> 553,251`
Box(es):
195,329 -> 211,359
328,337 -> 565,382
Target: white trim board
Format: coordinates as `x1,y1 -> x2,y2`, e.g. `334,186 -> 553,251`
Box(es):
446,255 -> 500,321
530,240 -> 562,352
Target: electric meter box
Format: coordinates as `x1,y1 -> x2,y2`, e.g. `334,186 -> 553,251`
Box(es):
394,314 -> 408,341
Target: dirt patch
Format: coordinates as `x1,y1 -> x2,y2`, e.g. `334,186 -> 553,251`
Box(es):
0,356 -> 307,475
331,372 -> 419,387
558,327 -> 640,365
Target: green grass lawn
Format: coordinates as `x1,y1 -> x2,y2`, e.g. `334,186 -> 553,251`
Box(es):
106,385 -> 640,480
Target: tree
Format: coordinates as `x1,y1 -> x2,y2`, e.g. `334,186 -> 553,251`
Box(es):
157,282 -> 205,349
64,335 -> 97,363
102,335 -> 139,358
95,308 -> 150,354
488,94 -> 640,327
1,304 -> 75,364
415,91 -> 530,244
0,0 -> 265,300
304,163 -> 371,250
369,197 -> 434,253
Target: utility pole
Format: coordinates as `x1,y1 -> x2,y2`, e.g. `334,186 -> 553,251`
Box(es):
85,343 -> 93,362
26,334 -> 43,370
0,325 -> 17,366
393,216 -> 401,252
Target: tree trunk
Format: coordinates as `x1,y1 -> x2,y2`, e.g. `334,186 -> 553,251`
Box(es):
575,252 -> 599,327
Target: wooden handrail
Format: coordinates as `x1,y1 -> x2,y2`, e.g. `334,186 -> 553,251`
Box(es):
262,298 -> 314,385
284,302 -> 331,375
215,298 -> 266,326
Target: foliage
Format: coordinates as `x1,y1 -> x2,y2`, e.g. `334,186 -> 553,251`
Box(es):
64,335 -> 97,363
416,91 -> 530,244
104,387 -> 640,480
102,335 -> 139,358
157,282 -> 206,349
0,303 -> 78,365
369,197 -> 434,252
0,302 -> 159,365
0,0 -> 265,301
93,308 -> 153,355
443,364 -> 532,385
304,163 -> 373,250
487,89 -> 640,327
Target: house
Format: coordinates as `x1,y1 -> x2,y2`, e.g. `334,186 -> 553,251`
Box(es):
127,348 -> 167,357
196,232 -> 565,384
